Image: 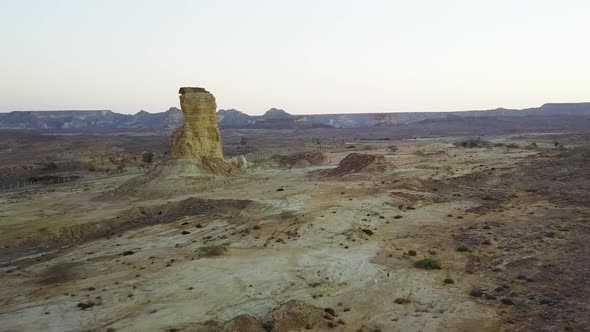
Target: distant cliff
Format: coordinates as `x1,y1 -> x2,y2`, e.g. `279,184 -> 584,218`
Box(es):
1,103 -> 589,130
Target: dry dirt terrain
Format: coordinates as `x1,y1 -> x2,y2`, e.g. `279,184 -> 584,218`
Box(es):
0,133 -> 589,332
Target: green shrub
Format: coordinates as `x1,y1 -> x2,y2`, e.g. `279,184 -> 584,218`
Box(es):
141,151 -> 154,163
454,138 -> 492,148
197,245 -> 227,257
387,145 -> 398,152
414,258 -> 441,270
506,143 -> 520,149
40,262 -> 81,284
456,245 -> 469,252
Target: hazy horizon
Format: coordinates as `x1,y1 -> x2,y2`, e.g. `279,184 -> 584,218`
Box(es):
1,0 -> 589,115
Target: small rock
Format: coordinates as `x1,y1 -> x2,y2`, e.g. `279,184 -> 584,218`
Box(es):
324,308 -> 336,316
361,229 -> 374,236
469,288 -> 483,298
539,298 -> 553,305
501,298 -> 514,305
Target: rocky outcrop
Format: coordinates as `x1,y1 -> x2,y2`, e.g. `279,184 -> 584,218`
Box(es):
324,153 -> 387,176
219,315 -> 265,332
172,87 -> 224,159
157,87 -> 241,177
217,300 -> 333,332
113,87 -> 244,197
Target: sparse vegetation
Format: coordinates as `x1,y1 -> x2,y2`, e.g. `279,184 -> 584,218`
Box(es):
40,262 -> 81,284
116,164 -> 126,172
141,151 -> 154,163
454,138 -> 492,148
262,320 -> 274,332
506,143 -> 520,149
361,144 -> 376,151
196,245 -> 227,257
456,245 -> 469,252
387,145 -> 398,152
443,278 -> 455,284
394,297 -> 411,304
413,258 -> 442,270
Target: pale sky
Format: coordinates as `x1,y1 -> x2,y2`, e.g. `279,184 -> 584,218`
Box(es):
1,0 -> 589,115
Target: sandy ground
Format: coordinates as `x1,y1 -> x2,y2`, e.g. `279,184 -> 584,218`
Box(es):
0,135 -> 588,332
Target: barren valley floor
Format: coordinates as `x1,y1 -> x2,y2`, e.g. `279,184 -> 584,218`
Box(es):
0,134 -> 589,332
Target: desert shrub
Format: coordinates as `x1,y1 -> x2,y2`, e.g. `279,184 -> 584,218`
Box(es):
362,144 -> 376,151
454,138 -> 491,148
506,143 -> 520,149
279,210 -> 296,219
394,297 -> 411,304
443,277 -> 455,284
262,320 -> 274,332
87,164 -> 97,172
345,145 -> 356,149
414,149 -> 426,156
141,151 -> 154,163
197,245 -> 227,257
493,143 -> 506,148
456,245 -> 469,252
413,258 -> 441,270
387,145 -> 398,152
40,262 -> 81,284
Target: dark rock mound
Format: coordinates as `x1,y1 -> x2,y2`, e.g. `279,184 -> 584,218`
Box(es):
220,314 -> 265,332
325,153 -> 386,176
263,300 -> 330,331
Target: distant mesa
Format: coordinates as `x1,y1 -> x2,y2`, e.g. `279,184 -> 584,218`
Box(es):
1,102 -> 590,130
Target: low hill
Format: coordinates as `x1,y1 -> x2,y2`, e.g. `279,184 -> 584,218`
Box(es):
1,103 -> 589,130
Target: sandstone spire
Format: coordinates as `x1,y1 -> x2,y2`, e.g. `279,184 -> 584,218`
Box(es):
171,87 -> 224,159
